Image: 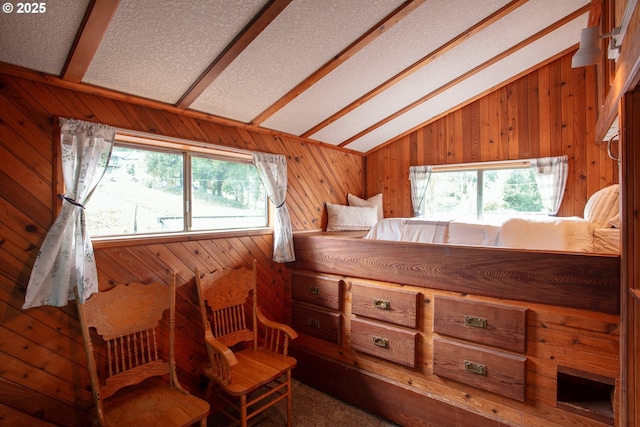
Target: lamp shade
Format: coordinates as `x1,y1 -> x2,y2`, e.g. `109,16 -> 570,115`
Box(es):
572,27 -> 602,67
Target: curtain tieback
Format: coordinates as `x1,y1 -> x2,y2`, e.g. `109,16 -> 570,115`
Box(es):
59,194 -> 85,209
275,201 -> 286,209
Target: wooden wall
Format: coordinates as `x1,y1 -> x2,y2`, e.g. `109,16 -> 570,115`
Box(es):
0,71 -> 363,426
365,53 -> 619,218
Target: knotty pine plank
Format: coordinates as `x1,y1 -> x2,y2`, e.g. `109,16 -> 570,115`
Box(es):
11,77 -> 74,123
94,249 -> 139,288
529,325 -> 619,359
0,169 -> 50,227
467,99 -> 482,163
0,402 -> 58,427
0,221 -> 37,263
507,81 -> 520,159
486,89 -> 500,161
0,324 -> 90,388
0,296 -> 86,370
0,78 -> 53,145
0,121 -> 51,188
46,85 -> 97,122
537,64 -> 552,157
498,85 -> 511,160
527,71 -> 540,159
0,196 -> 47,248
2,78 -> 54,137
0,379 -> 89,427
0,89 -> 52,160
0,351 -> 91,408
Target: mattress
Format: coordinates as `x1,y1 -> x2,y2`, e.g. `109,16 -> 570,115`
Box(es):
364,217 -> 620,254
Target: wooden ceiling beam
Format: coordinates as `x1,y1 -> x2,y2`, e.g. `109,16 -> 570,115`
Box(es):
250,0 -> 426,126
301,0 -> 527,139
61,0 -> 120,82
175,0 -> 292,110
340,3 -> 591,148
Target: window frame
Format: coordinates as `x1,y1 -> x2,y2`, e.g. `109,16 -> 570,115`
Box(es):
90,131 -> 272,246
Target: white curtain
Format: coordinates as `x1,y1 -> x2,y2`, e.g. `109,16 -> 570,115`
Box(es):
253,152 -> 294,262
23,119 -> 115,309
409,165 -> 432,217
530,155 -> 568,216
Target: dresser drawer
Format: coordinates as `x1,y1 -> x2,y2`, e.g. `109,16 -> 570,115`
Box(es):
292,302 -> 342,344
433,337 -> 527,401
351,318 -> 418,368
351,281 -> 421,328
433,296 -> 527,353
292,271 -> 342,310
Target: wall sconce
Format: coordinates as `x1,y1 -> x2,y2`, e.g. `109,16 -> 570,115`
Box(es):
571,27 -> 602,67
571,0 -> 636,68
571,26 -> 621,68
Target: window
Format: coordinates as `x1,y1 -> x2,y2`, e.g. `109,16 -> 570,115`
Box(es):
422,160 -> 545,223
86,134 -> 268,237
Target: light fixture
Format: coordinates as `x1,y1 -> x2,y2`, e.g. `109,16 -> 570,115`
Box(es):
571,27 -> 602,67
572,0 -> 636,68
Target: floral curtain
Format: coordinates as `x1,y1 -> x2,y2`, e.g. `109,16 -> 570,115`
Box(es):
409,165 -> 433,217
23,119 -> 115,309
253,152 -> 294,262
530,155 -> 568,216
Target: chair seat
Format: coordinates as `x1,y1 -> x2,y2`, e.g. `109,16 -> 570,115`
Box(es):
206,348 -> 297,396
102,383 -> 210,427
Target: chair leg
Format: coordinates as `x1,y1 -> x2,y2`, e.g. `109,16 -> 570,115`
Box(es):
240,394 -> 248,427
204,377 -> 214,400
286,370 -> 292,427
199,418 -> 207,427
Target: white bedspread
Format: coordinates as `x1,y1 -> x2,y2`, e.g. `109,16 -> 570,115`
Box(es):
364,217 -> 619,253
497,216 -> 594,252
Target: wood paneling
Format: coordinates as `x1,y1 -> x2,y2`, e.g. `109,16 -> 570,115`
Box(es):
621,82 -> 640,427
0,72 -> 362,426
365,53 -> 618,218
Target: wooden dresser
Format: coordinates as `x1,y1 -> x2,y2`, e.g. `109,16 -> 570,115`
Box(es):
289,269 -> 620,427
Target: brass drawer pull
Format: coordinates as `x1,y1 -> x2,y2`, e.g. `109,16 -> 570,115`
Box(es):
308,286 -> 319,295
307,319 -> 320,329
464,315 -> 487,329
464,360 -> 487,376
374,299 -> 391,310
372,336 -> 389,349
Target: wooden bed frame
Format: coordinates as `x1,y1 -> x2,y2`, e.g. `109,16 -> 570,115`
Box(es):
287,231 -> 622,426
290,231 -> 620,314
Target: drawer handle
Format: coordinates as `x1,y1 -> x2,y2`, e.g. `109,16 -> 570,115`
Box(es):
308,286 -> 319,295
372,336 -> 389,349
464,315 -> 487,329
307,319 -> 320,329
464,360 -> 487,376
374,299 -> 391,310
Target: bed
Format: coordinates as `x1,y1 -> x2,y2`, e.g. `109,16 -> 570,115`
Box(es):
364,184 -> 621,254
290,185 -> 621,314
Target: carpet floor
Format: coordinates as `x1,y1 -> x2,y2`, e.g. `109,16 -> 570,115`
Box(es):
206,379 -> 400,426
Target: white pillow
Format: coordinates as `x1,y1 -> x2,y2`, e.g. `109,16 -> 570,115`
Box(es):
584,184 -> 620,227
326,203 -> 379,231
348,193 -> 383,220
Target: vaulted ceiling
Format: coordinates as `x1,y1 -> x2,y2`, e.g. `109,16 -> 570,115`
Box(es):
0,0 -> 595,153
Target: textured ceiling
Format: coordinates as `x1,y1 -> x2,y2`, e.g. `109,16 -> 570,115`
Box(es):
0,0 -> 592,153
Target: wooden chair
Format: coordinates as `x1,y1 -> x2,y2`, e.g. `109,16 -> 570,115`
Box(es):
76,273 -> 210,427
195,260 -> 298,427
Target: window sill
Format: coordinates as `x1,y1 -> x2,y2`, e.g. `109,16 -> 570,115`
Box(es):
92,227 -> 272,249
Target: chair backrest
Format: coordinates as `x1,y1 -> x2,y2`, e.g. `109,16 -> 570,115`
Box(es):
195,260 -> 258,350
77,274 -> 177,412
